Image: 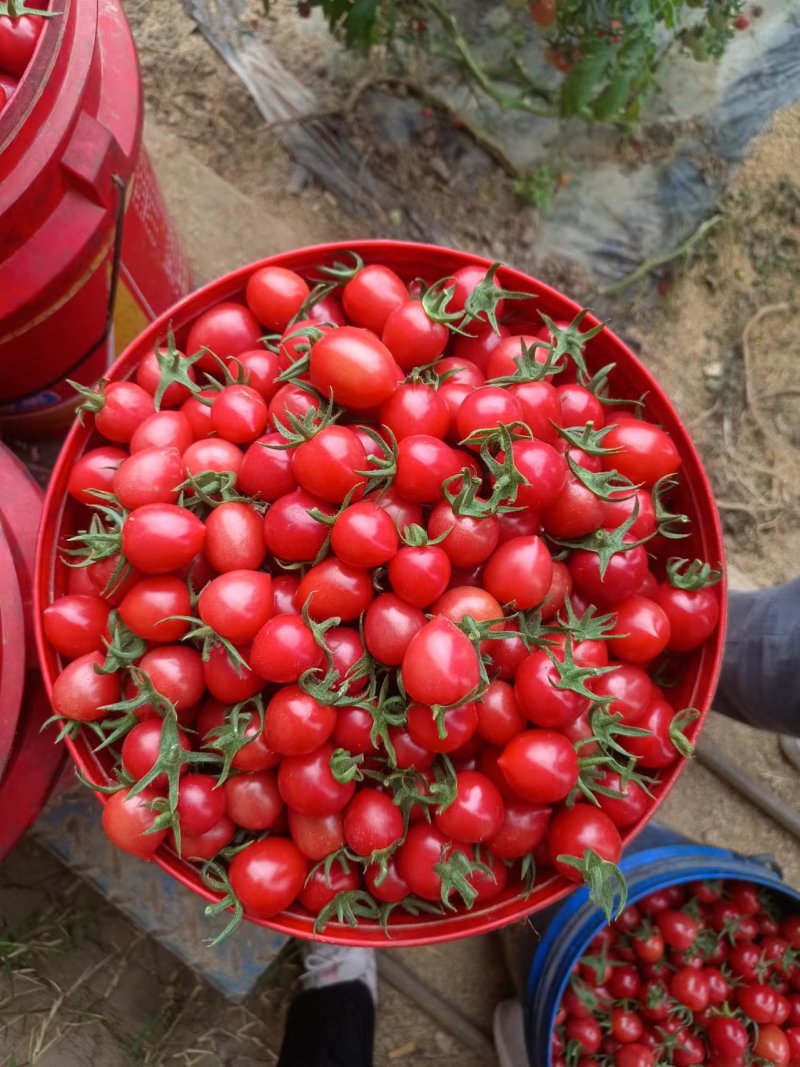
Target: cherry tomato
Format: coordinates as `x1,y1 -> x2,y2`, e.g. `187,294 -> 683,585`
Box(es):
396,824 -> 463,902
381,382 -> 450,441
515,647 -> 590,729
246,266 -> 309,331
263,686 -> 336,756
388,543 -> 452,607
331,501 -> 398,567
204,501 -> 267,572
622,698 -> 680,769
382,300 -> 448,371
176,774 -> 227,835
112,446 -> 185,509
548,806 -> 622,881
344,788 -> 404,855
67,446 -> 127,504
407,701 -> 478,754
198,570 -> 273,644
288,809 -> 344,860
228,838 -> 307,918
90,382 -> 154,443
602,420 -> 681,488
226,349 -> 282,402
277,743 -> 356,816
364,593 -> 426,666
292,425 -> 368,504
609,596 -> 671,663
434,771 -> 504,843
401,617 -> 481,707
250,614 -> 323,683
263,488 -> 335,561
122,504 -> 206,574
342,263 -> 407,333
52,651 -> 120,722
299,860 -> 361,914
186,301 -> 263,373
427,501 -> 500,568
224,771 -> 283,830
43,594 -> 110,660
211,384 -> 269,444
655,581 -> 720,653
0,14 -> 42,76
118,577 -> 191,642
482,535 -> 553,610
295,557 -> 374,621
393,434 -> 462,503
171,815 -> 236,861
310,326 -> 398,409
102,787 -> 168,858
498,730 -> 579,803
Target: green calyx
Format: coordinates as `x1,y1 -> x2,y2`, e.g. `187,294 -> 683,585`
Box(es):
549,597 -> 618,643
202,695 -> 265,786
201,859 -> 244,946
276,323 -> 327,382
543,636 -> 618,702
68,378 -> 108,417
556,847 -> 627,921
64,494 -> 127,566
314,250 -> 365,284
420,278 -> 469,331
566,452 -> 641,503
667,557 -> 723,590
486,338 -> 564,386
578,362 -> 646,414
553,420 -> 624,457
329,747 -> 365,785
1,0 -> 59,15
652,475 -> 692,540
288,280 -> 340,327
398,522 -> 451,548
434,845 -> 495,911
428,753 -> 458,813
460,262 -> 531,334
548,496 -> 653,579
669,707 -> 700,758
539,309 -> 605,380
153,327 -> 205,411
382,765 -> 436,819
96,613 -> 147,675
271,388 -> 341,447
312,888 -> 384,934
169,614 -> 250,672
177,469 -> 253,510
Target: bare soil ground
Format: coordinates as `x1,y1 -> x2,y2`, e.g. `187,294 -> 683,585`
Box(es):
1,3 -> 799,1065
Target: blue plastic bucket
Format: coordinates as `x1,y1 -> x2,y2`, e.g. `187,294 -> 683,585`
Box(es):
525,824 -> 800,1066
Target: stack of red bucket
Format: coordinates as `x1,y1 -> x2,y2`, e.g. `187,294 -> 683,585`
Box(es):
0,0 -> 190,851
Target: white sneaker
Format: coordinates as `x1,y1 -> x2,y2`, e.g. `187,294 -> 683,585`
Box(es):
300,944 -> 378,1005
493,998 -> 528,1067
779,735 -> 800,773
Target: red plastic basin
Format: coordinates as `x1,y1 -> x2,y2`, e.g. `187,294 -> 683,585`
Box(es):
33,240 -> 727,945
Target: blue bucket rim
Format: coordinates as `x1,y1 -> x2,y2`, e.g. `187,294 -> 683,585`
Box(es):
525,842 -> 800,1066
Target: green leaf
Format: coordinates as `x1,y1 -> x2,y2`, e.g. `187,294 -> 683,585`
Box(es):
559,42 -> 616,118
592,69 -> 636,122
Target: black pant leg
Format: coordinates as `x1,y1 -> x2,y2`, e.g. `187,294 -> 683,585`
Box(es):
278,980 -> 375,1067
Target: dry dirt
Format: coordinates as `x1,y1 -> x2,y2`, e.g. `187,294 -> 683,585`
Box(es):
1,3 -> 799,1066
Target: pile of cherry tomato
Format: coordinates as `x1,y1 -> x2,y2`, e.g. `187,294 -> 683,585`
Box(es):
42,251 -> 721,936
0,2 -> 49,112
554,879 -> 800,1066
